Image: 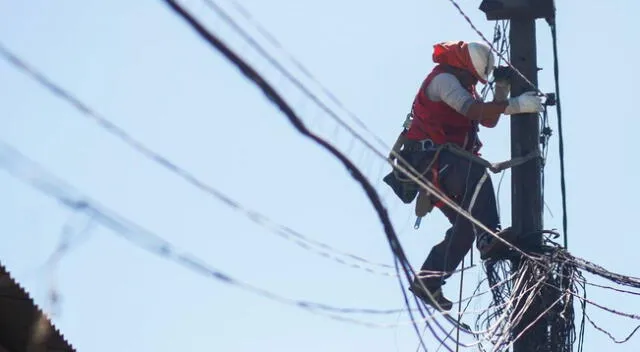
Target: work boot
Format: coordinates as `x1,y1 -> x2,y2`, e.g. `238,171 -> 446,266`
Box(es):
477,227 -> 516,260
409,281 -> 453,311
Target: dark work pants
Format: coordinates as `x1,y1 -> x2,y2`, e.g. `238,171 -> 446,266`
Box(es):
418,150 -> 500,288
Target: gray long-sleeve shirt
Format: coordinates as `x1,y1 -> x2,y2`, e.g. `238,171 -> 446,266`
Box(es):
425,72 -> 476,115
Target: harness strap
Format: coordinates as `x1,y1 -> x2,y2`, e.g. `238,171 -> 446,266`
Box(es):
441,143 -> 541,173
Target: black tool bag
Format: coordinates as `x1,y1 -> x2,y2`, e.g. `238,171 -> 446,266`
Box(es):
383,147 -> 436,204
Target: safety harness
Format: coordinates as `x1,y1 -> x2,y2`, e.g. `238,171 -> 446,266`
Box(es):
387,127 -> 540,229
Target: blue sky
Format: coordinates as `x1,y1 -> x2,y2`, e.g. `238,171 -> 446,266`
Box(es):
1,0 -> 639,351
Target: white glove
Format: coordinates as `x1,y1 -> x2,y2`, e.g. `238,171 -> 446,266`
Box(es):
493,81 -> 510,101
504,91 -> 543,115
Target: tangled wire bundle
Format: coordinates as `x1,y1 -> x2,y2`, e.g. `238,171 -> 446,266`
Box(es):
464,238 -> 640,352
469,243 -> 577,351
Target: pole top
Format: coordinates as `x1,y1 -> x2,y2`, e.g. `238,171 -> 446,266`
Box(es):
479,0 -> 555,21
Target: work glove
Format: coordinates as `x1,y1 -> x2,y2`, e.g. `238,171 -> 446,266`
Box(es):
504,91 -> 543,115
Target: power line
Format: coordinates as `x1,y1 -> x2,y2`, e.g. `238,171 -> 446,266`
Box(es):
0,141 -> 437,329
0,17 -> 493,264
200,0 -> 391,154
2,3 -> 637,351
0,9 -> 452,351
0,37 -> 456,350
0,43 -> 399,278
220,0 -> 391,152
0,2 -> 524,339
549,21 -> 568,249
0,3 -> 567,349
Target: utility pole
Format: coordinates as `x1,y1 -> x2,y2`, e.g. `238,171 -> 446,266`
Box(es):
508,17 -> 545,352
479,1 -> 556,351
508,14 -> 543,252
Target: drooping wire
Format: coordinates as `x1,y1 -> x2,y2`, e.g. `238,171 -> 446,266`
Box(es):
0,18 -> 498,351
1,2 -> 568,350
0,16 -> 441,338
549,21 -> 569,249
159,1 -> 452,349
0,42 -> 405,278
220,0 -> 390,152
1,6 -> 537,346
0,141 -> 453,329
1,3 -> 636,352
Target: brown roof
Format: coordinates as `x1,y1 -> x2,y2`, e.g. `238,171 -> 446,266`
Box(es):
0,262 -> 75,352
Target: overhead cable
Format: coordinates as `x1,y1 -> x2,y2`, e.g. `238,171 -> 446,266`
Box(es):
550,22 -> 569,248
0,141 -> 445,329
0,42 -> 398,278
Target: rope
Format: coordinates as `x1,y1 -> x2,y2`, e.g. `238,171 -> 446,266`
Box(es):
392,142 -> 540,185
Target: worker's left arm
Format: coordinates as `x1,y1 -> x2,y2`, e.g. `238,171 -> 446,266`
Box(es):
480,80 -> 511,128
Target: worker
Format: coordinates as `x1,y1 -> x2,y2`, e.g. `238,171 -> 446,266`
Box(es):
383,41 -> 543,311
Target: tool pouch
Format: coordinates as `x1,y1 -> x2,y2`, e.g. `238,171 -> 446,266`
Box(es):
383,147 -> 436,204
